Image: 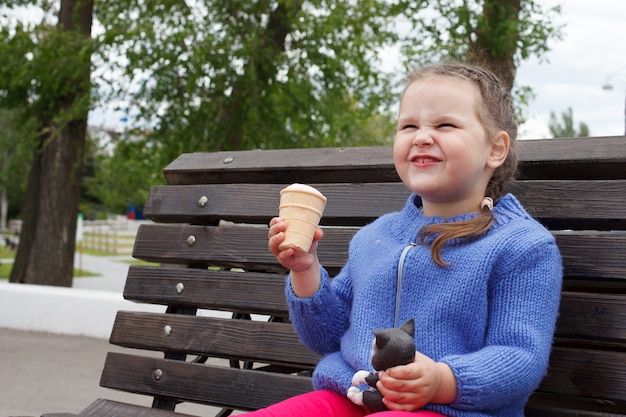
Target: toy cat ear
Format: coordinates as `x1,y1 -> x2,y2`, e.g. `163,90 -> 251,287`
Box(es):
373,330 -> 390,349
400,318 -> 415,337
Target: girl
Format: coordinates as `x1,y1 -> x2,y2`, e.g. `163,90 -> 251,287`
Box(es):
260,62 -> 562,417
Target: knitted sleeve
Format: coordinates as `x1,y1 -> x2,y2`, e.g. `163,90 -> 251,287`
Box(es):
441,234 -> 562,410
286,264 -> 353,355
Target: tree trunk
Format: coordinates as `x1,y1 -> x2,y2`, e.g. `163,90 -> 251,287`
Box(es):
1,151 -> 7,232
218,0 -> 303,150
0,186 -> 7,232
469,0 -> 521,93
9,0 -> 93,287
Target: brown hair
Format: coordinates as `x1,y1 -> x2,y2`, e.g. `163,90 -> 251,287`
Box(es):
403,62 -> 518,266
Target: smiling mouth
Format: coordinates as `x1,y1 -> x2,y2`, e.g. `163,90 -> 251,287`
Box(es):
411,156 -> 440,164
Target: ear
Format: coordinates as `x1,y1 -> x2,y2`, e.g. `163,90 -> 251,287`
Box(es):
400,318 -> 415,337
486,131 -> 510,169
373,330 -> 389,349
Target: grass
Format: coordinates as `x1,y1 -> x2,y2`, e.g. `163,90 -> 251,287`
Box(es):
0,245 -> 16,260
0,262 -> 99,280
0,262 -> 13,279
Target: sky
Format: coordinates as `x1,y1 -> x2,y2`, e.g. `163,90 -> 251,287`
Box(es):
516,0 -> 626,139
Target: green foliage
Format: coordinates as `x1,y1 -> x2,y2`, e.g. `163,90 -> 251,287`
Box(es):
83,135 -> 162,213
397,0 -> 563,124
90,0 -> 563,167
94,0 -> 402,162
549,107 -> 590,138
0,108 -> 35,218
399,0 -> 562,67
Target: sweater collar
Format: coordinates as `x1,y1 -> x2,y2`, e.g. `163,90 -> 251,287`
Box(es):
397,193 -> 528,236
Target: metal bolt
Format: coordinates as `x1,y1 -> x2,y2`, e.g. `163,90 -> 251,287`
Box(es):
175,282 -> 185,294
163,325 -> 172,336
187,235 -> 196,246
153,369 -> 163,380
198,196 -> 208,207
223,156 -> 234,164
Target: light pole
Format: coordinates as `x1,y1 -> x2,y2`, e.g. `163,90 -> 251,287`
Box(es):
602,67 -> 626,135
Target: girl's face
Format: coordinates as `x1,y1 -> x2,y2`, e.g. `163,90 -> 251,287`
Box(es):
393,75 -> 508,218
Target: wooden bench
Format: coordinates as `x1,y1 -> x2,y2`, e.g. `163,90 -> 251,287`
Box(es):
43,135 -> 626,417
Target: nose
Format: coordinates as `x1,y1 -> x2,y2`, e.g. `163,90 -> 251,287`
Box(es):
412,128 -> 433,147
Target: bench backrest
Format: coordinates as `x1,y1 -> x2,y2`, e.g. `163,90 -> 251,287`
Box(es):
102,136 -> 626,416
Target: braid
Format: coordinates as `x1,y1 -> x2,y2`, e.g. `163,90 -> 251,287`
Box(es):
419,207 -> 494,267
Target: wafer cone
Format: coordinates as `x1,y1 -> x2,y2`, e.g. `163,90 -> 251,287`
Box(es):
278,183 -> 327,252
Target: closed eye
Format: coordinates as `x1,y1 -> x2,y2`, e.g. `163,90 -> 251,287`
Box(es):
437,123 -> 456,128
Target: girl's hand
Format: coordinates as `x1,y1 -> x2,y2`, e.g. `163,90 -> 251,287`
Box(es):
377,351 -> 457,411
268,217 -> 324,297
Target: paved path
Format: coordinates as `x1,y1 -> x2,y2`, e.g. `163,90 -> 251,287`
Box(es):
72,253 -> 134,292
0,327 -> 221,416
1,249 -> 237,416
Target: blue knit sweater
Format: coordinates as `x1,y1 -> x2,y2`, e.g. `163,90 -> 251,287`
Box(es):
286,193 -> 562,417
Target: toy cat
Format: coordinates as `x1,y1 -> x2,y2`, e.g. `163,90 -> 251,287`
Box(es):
347,318 -> 416,412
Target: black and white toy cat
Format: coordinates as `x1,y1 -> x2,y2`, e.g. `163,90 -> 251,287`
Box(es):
347,318 -> 416,412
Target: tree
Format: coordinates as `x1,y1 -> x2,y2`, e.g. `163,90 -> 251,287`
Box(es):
0,108 -> 35,231
398,0 -> 563,119
549,107 -> 590,138
92,0 -> 563,178
4,0 -> 94,287
94,0 -> 409,170
83,134 -> 159,215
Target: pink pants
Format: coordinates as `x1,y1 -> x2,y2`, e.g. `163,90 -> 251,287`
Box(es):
241,390 -> 446,417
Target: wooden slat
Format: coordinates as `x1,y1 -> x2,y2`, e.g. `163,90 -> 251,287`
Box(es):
100,353 -> 314,411
124,266 -> 289,316
69,399 -> 197,417
41,414 -> 81,417
131,223 -> 354,274
527,393 -> 626,417
163,146 -> 397,186
537,347 -> 626,402
143,182 -> 408,226
131,224 -> 626,281
556,292 -> 626,344
512,180 -> 626,230
516,136 -> 626,180
556,232 -> 626,280
110,311 -> 320,367
162,137 -> 626,185
143,180 -> 626,228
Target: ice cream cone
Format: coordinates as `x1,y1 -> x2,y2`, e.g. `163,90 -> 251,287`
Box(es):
278,183 -> 327,252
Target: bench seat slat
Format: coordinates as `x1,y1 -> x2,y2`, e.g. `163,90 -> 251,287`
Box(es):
109,312 -> 320,367
100,353 -> 313,411
538,347 -> 626,402
132,223 -> 353,273
556,232 -> 626,280
124,266 -> 289,316
556,292 -> 626,344
527,393 -> 626,417
132,224 -> 626,281
162,137 -> 626,185
143,180 -> 626,228
144,183 -> 407,226
163,146 -> 397,186
44,399 -> 197,417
